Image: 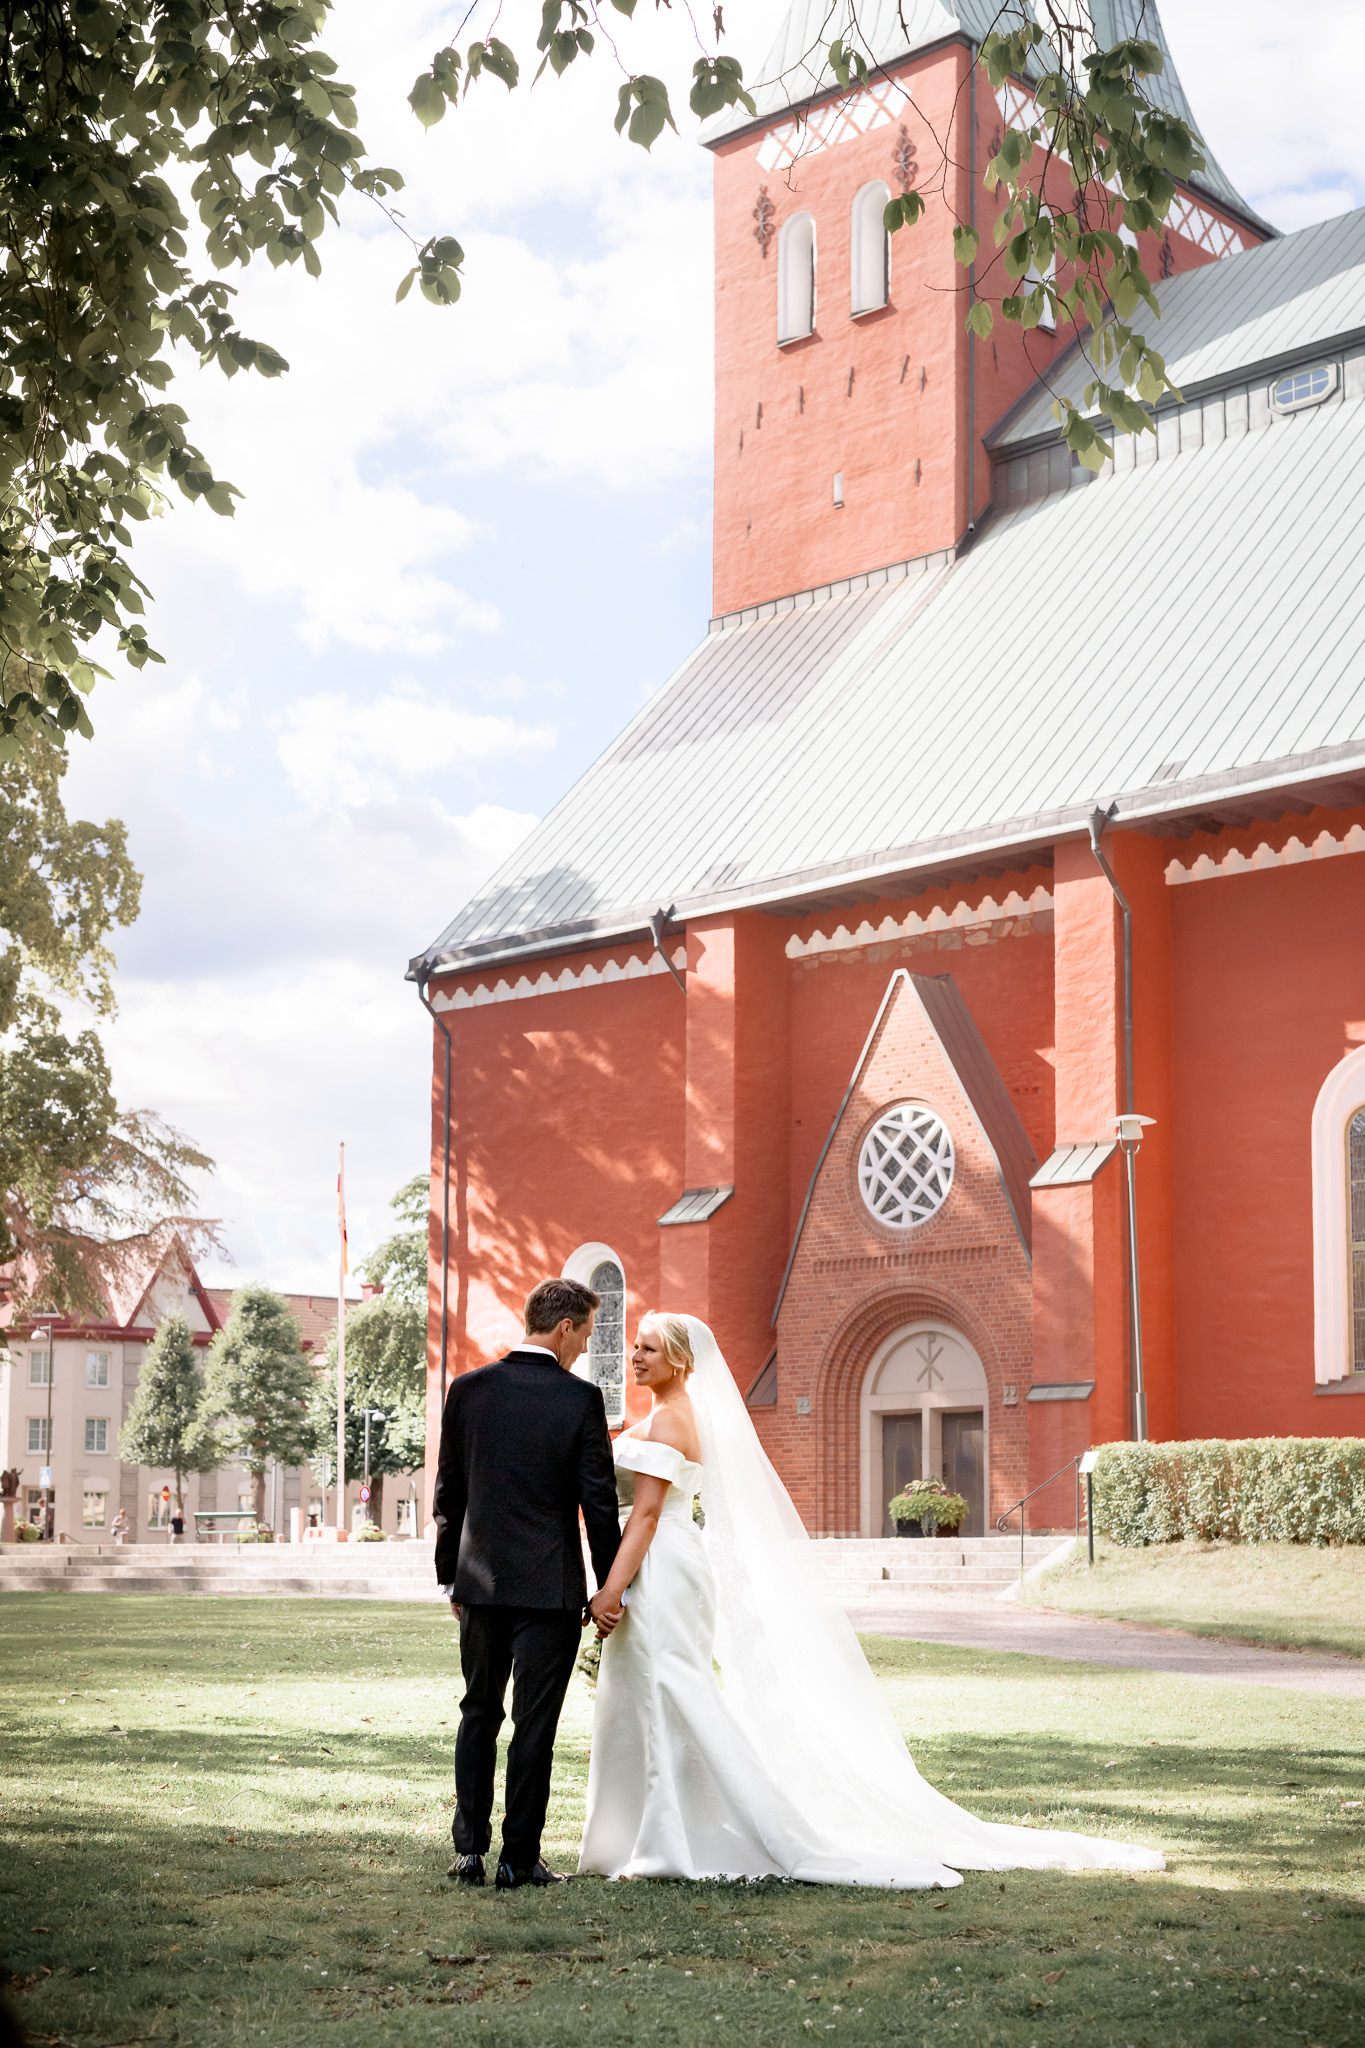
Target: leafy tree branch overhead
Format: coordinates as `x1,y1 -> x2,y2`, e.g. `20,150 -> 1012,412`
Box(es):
1,2 -> 1203,753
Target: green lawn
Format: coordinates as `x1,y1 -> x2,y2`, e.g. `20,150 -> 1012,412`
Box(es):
1028,1537 -> 1365,1660
1,1596 -> 1362,2048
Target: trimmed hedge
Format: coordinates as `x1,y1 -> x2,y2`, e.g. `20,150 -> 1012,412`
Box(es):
1092,1437 -> 1365,1547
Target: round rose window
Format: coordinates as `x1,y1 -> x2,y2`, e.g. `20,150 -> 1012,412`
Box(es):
858,1104 -> 955,1228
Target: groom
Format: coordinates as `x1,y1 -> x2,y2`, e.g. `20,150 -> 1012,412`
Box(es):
433,1277 -> 622,1888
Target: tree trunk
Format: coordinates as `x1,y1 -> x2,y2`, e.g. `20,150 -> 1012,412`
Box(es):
368,1473 -> 384,1528
252,1467 -> 267,1521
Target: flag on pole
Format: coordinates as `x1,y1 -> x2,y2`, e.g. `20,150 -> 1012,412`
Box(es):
337,1141 -> 347,1533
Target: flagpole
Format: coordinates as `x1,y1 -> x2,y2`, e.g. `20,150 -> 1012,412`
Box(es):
337,1141 -> 347,1535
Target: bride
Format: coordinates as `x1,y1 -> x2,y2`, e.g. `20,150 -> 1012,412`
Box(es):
578,1311 -> 1163,1889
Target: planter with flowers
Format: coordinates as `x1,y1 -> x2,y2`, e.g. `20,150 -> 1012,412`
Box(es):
888,1476 -> 970,1538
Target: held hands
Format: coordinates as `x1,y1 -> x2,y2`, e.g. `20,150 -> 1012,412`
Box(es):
589,1588 -> 624,1638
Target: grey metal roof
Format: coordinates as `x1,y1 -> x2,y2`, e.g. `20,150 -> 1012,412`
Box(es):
699,0 -> 1265,230
418,373 -> 1365,974
994,207 -> 1365,451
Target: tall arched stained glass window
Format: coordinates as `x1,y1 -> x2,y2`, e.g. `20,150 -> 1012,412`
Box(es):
588,1259 -> 626,1421
1350,1109 -> 1365,1373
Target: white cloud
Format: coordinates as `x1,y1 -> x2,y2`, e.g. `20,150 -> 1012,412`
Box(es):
274,685 -> 556,807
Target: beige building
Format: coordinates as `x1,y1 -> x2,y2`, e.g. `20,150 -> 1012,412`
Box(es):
0,1238 -> 424,1543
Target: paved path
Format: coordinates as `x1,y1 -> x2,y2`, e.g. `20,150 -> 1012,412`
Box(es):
846,1600 -> 1365,1700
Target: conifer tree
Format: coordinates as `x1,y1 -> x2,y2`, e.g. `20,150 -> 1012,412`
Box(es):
201,1287 -> 316,1522
119,1312 -> 220,1518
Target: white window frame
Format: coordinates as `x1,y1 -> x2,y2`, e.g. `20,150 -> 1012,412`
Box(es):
561,1241 -> 628,1424
1311,1043 -> 1365,1379
1271,362 -> 1337,414
86,1350 -> 110,1388
83,1490 -> 108,1529
849,181 -> 890,316
27,1416 -> 51,1453
29,1351 -> 51,1386
777,212 -> 816,344
85,1417 -> 109,1454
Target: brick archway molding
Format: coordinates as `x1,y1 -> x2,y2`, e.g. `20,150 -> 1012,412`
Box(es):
811,1283 -> 1006,1535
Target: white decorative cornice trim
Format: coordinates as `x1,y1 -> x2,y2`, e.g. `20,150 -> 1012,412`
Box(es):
785,887 -> 1053,959
1166,824 -> 1365,885
433,947 -> 687,1012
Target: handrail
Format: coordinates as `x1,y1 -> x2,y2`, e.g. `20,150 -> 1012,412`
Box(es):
995,1454 -> 1082,1589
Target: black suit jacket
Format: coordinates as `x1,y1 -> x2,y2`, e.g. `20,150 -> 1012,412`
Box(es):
432,1349 -> 621,1608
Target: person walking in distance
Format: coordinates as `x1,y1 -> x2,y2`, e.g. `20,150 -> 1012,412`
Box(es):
432,1278 -> 621,1889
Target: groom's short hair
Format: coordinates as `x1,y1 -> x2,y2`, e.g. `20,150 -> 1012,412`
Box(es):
524,1277 -> 600,1334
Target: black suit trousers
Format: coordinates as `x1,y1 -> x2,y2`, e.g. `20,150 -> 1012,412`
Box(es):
452,1604 -> 582,1867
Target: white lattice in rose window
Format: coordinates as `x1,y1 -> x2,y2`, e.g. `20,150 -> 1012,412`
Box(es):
858,1105 -> 955,1228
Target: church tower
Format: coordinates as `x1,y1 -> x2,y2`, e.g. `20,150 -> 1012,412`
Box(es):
701,1 -> 1271,619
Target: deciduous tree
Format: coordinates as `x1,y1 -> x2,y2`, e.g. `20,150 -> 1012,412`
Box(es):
313,1295 -> 425,1529
202,1286 -> 316,1521
0,740 -> 221,1316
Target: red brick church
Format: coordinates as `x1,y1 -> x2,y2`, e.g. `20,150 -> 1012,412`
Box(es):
411,1 -> 1365,1536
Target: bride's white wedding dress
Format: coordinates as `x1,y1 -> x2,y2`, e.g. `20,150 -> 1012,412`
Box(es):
578,1317 -> 1163,1889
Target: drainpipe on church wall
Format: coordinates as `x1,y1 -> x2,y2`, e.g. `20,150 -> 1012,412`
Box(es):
415,969 -> 453,1409
1087,805 -> 1149,1442
966,44 -> 977,536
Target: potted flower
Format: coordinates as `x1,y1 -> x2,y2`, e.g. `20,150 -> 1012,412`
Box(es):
355,1522 -> 386,1543
888,1476 -> 970,1538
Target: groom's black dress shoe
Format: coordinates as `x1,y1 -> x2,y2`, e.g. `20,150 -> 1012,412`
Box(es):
447,1853 -> 485,1886
495,1858 -> 565,1890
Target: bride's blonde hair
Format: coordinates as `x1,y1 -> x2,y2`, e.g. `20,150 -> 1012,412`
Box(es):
639,1311 -> 694,1379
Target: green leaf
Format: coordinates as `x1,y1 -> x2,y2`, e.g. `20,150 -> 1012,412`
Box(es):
965,300 -> 994,339
408,72 -> 447,127
480,39 -> 519,90
689,56 -> 756,122
953,224 -> 981,268
395,268 -> 417,303
884,191 -> 925,234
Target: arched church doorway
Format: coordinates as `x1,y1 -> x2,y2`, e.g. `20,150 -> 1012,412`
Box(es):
858,1322 -> 989,1537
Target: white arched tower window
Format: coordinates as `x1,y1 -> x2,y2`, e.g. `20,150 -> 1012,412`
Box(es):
561,1241 -> 627,1422
777,212 -> 816,344
850,181 -> 890,316
1310,1045 -> 1365,1381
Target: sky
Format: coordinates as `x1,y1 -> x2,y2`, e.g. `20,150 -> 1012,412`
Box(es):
58,0 -> 1365,1293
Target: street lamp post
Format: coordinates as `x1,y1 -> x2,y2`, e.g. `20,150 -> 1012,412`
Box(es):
1114,1114 -> 1156,1442
361,1409 -> 386,1525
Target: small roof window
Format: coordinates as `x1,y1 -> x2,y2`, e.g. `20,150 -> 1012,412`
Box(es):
1270,362 -> 1337,412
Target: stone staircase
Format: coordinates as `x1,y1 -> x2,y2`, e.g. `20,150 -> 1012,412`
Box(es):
807,1535 -> 1065,1603
0,1534 -> 1065,1605
0,1539 -> 443,1600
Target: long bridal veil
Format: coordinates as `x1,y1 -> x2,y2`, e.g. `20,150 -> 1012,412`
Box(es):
681,1315 -> 1163,1880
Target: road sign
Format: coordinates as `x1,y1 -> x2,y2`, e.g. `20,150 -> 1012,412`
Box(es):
359,1484 -> 371,1504
39,1467 -> 51,1488
161,1486 -> 171,1501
